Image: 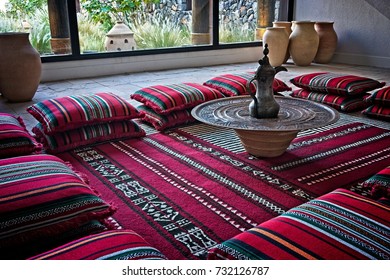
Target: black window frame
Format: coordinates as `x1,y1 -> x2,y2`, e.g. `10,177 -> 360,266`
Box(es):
42,0 -> 295,63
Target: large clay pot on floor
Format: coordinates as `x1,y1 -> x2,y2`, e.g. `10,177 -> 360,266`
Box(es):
289,21 -> 319,66
314,21 -> 338,64
262,27 -> 289,67
272,21 -> 292,63
0,32 -> 41,102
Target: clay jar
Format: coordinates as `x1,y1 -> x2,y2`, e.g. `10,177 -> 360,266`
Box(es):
0,32 -> 41,102
272,21 -> 292,63
314,21 -> 338,64
289,21 -> 319,66
262,27 -> 289,67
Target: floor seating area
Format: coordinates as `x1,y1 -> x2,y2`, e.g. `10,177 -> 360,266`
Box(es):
208,188 -> 390,260
0,62 -> 389,259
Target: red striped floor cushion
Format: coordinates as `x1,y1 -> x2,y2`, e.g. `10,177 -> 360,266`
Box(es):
130,83 -> 225,115
365,86 -> 390,106
362,105 -> 390,121
0,113 -> 41,158
362,166 -> 390,200
33,120 -> 145,153
28,230 -> 167,260
0,154 -> 116,259
26,92 -> 143,135
137,105 -> 196,131
208,189 -> 390,260
203,72 -> 291,97
291,89 -> 369,112
7,220 -> 107,260
290,72 -> 385,96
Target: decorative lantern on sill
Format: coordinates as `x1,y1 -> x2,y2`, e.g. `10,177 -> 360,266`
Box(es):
104,21 -> 137,52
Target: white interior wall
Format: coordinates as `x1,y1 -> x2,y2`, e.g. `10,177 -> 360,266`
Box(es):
294,0 -> 390,68
41,47 -> 262,82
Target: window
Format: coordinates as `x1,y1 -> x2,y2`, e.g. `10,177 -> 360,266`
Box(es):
219,0 -> 291,44
0,0 -> 293,62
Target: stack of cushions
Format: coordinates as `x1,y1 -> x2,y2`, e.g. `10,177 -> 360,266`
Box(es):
130,75 -> 291,131
131,83 -> 225,131
203,72 -> 292,97
0,154 -> 116,259
208,188 -> 390,260
0,113 -> 41,158
363,86 -> 390,121
362,166 -> 390,204
26,92 -> 145,153
28,230 -> 167,260
290,72 -> 386,112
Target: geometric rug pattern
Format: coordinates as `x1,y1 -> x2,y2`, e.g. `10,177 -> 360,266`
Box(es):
59,121 -> 390,259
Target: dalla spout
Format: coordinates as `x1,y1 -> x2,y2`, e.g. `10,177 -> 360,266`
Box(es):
275,65 -> 288,74
247,44 -> 287,118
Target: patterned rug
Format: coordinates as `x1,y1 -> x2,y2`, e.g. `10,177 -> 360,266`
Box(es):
58,120 -> 390,260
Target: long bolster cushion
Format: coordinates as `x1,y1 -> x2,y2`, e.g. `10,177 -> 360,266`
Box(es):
0,154 -> 116,259
290,89 -> 370,112
137,105 -> 195,131
289,72 -> 385,96
362,166 -> 390,200
28,230 -> 167,260
203,72 -> 291,97
33,120 -> 145,154
0,113 -> 42,158
130,83 -> 225,115
27,92 -> 144,135
208,188 -> 390,260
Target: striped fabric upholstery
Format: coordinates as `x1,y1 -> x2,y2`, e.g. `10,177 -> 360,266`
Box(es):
137,105 -> 195,131
208,189 -> 390,260
130,83 -> 225,115
33,120 -> 145,153
27,92 -> 143,135
203,72 -> 292,97
290,72 -> 385,96
6,220 -> 107,260
362,166 -> 390,200
291,89 -> 369,112
362,105 -> 390,121
28,230 -> 167,260
0,154 -> 115,259
365,86 -> 390,106
0,113 -> 41,158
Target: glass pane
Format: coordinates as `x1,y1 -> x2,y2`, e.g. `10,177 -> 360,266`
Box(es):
1,0 -> 292,57
219,0 -> 290,44
78,0 -> 211,54
0,0 -> 72,56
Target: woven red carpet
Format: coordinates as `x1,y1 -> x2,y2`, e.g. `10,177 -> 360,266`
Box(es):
58,121 -> 390,260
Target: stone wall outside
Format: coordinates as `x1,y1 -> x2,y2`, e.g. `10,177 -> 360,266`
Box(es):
148,0 -> 259,29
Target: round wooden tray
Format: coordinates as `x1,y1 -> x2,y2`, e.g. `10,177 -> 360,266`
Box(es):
192,96 -> 339,131
192,96 -> 339,157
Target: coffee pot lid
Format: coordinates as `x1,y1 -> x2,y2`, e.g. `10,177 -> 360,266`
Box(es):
256,44 -> 276,76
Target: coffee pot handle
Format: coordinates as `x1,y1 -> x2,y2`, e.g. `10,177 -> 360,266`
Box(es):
247,77 -> 257,102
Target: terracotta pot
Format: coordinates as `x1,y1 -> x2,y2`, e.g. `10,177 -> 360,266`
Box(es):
273,21 -> 292,36
289,21 -> 319,66
272,21 -> 292,63
0,32 -> 41,102
262,27 -> 289,67
314,21 -> 338,64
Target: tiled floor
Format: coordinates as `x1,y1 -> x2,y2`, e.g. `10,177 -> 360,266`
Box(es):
1,60 -> 390,131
